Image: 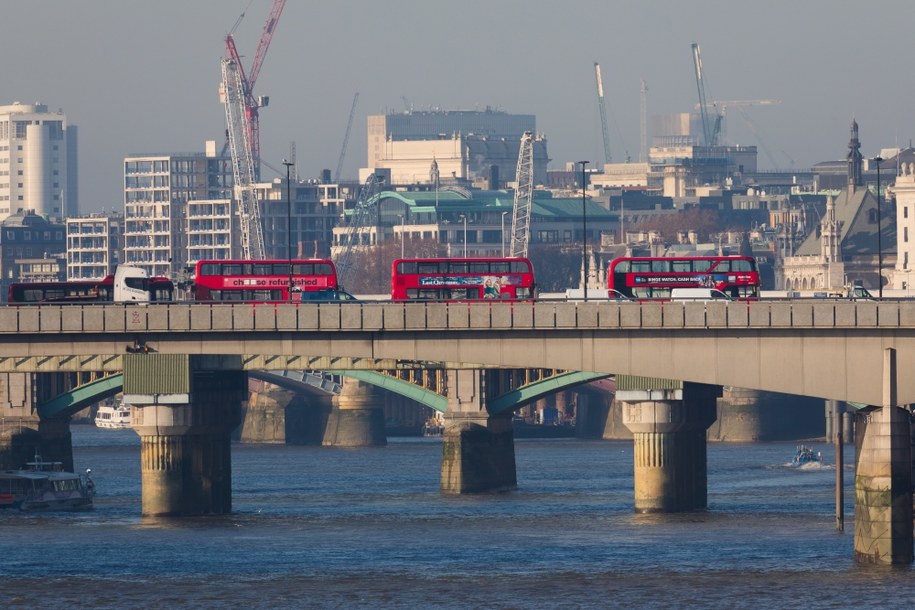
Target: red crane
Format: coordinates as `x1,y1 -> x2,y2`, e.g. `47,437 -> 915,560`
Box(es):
224,0 -> 286,179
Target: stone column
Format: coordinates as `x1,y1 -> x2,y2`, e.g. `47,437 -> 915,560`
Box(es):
125,355 -> 245,517
323,378 -> 386,447
37,416 -> 74,472
441,369 -> 516,494
619,381 -> 719,513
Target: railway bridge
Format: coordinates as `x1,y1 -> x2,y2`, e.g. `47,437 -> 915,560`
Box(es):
0,299 -> 911,565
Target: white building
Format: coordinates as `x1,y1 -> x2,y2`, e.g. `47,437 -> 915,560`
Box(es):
66,214 -> 123,280
123,141 -> 232,278
0,102 -> 78,221
892,155 -> 915,290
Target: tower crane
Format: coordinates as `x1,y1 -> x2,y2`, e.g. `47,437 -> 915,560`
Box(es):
334,92 -> 359,183
593,62 -> 613,165
509,132 -> 534,258
335,173 -> 384,288
220,0 -> 286,260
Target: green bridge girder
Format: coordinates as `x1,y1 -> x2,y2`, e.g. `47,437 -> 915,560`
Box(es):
486,371 -> 612,416
38,370 -> 612,420
38,373 -> 124,419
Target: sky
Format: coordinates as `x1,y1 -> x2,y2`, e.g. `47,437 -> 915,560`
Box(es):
4,0 -> 915,212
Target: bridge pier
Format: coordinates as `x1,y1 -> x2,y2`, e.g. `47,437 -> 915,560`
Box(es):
124,355 -> 245,517
618,381 -> 719,513
441,370 -> 516,494
323,378 -> 386,447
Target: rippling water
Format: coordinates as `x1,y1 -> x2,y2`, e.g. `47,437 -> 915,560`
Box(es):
0,426 -> 911,608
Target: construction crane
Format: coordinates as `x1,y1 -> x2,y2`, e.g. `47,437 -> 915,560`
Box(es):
509,132 -> 534,258
691,43 -> 716,147
334,93 -> 359,183
335,173 -> 384,288
221,0 -> 286,260
593,62 -> 613,165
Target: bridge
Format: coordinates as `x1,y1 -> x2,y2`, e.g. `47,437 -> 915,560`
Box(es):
1,300 -> 912,565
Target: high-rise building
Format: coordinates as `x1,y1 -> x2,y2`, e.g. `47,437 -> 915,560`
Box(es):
0,102 -> 78,221
66,213 -> 123,280
123,141 -> 232,278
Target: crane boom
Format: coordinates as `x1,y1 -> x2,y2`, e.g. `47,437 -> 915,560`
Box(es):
594,62 -> 612,165
509,132 -> 534,258
336,173 -> 383,288
335,92 -> 359,183
691,43 -> 715,147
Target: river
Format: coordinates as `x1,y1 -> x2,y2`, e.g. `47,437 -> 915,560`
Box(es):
0,425 -> 912,608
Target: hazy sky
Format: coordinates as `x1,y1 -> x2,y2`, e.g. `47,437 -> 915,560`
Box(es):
4,0 -> 915,212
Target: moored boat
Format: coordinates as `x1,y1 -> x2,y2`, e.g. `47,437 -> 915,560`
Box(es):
95,401 -> 132,429
0,453 -> 95,511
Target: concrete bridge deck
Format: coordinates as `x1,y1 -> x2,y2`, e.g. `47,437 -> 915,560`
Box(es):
1,300 -> 913,405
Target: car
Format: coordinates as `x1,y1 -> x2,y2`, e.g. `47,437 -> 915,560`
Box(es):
669,288 -> 732,301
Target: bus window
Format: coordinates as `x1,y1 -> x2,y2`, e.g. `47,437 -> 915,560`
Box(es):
693,260 -> 713,272
671,260 -> 691,272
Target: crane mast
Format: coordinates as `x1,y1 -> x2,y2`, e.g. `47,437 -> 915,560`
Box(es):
509,131 -> 534,258
594,62 -> 613,165
691,43 -> 716,147
220,0 -> 286,260
222,56 -> 265,260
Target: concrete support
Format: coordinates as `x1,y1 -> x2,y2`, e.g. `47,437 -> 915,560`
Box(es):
125,355 -> 245,517
323,378 -> 386,447
619,382 -> 719,513
37,416 -> 74,471
853,348 -> 913,565
441,369 -> 516,494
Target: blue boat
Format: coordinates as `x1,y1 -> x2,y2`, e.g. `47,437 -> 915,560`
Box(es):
792,445 -> 821,466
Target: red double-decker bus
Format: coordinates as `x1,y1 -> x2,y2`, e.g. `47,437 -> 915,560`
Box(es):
391,257 -> 536,301
193,259 -> 341,302
607,255 -> 760,300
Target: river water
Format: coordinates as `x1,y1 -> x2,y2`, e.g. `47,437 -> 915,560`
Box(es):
0,426 -> 912,609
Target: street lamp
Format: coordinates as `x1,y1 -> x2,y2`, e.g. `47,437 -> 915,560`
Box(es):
579,161 -> 589,300
874,156 -> 883,299
461,215 -> 468,258
501,211 -> 508,258
399,214 -> 405,259
282,159 -> 294,297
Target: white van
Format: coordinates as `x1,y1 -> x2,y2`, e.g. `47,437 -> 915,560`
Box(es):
670,288 -> 731,301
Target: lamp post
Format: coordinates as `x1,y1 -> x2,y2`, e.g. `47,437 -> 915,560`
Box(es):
501,211 -> 508,258
462,215 -> 468,258
282,159 -> 294,297
579,160 -> 589,300
874,156 -> 883,299
399,214 -> 405,259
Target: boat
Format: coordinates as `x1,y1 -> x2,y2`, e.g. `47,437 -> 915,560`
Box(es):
95,401 -> 132,429
422,417 -> 444,437
0,453 -> 95,511
792,445 -> 822,466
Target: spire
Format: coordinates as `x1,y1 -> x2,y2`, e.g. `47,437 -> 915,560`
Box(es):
847,119 -> 863,192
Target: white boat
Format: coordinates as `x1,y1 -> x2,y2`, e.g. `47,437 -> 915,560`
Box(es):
0,453 -> 95,511
95,402 -> 132,429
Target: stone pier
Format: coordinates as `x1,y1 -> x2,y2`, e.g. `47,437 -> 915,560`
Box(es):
618,378 -> 719,513
441,369 -> 516,494
323,378 -> 386,447
124,354 -> 245,517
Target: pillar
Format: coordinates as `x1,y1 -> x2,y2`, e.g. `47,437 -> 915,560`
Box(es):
853,405 -> 913,564
619,381 -> 719,513
853,348 -> 913,565
323,378 -> 386,447
37,416 -> 74,472
125,354 -> 245,517
441,369 -> 516,494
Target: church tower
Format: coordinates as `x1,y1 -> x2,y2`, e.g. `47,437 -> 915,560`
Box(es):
847,119 -> 863,193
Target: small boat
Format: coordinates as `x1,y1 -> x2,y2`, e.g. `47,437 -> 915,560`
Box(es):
792,445 -> 822,466
95,401 -> 132,429
422,418 -> 444,437
0,453 -> 95,511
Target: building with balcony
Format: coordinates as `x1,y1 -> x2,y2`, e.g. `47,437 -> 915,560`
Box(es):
66,213 -> 123,280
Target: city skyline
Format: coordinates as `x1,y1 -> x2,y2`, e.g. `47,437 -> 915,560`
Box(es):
4,0 -> 915,213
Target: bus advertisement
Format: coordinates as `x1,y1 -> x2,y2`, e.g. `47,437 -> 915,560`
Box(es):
391,257 -> 536,301
607,255 -> 760,300
193,259 -> 340,302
